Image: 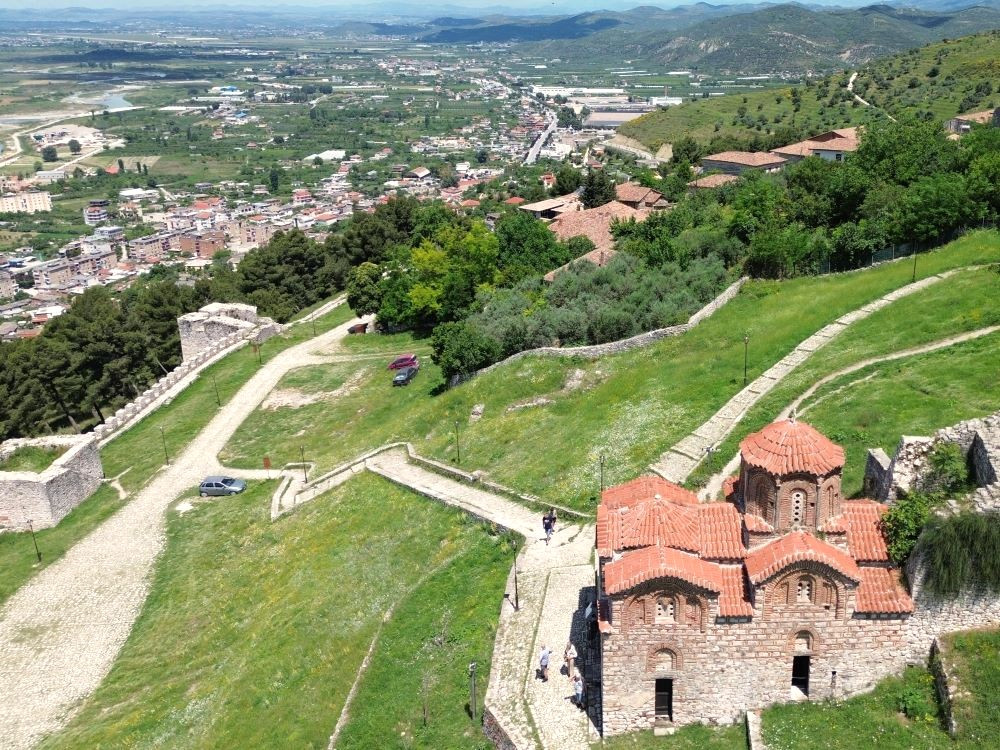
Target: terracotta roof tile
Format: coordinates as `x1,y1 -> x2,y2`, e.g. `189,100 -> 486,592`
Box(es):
687,173 -> 739,189
602,476 -> 698,509
744,531 -> 861,584
698,503 -> 744,560
856,567 -> 914,614
619,497 -> 700,553
740,419 -> 845,476
703,151 -> 786,168
743,513 -> 774,533
843,499 -> 891,563
718,565 -> 754,617
615,182 -> 661,204
722,475 -> 740,501
604,546 -> 723,595
548,200 -> 646,252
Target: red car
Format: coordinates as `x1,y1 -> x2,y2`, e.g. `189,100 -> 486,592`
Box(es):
348,322 -> 368,334
388,354 -> 419,371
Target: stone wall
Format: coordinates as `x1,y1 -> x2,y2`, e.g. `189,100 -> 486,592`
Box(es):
930,637 -> 959,737
601,577 -> 911,734
178,302 -> 282,362
0,435 -> 104,531
472,277 -> 747,379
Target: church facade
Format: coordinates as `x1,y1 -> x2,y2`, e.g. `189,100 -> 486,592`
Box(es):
596,419 -> 916,734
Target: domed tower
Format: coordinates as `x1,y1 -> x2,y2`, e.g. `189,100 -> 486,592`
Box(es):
737,418 -> 845,532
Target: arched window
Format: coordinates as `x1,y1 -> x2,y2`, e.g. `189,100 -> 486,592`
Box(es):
794,631 -> 812,653
749,474 -> 772,518
796,576 -> 814,603
654,648 -> 676,671
684,596 -> 701,627
655,596 -> 676,624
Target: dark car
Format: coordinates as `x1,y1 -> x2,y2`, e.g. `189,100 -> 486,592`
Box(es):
199,476 -> 247,497
392,367 -> 418,386
388,353 -> 419,370
348,322 -> 368,334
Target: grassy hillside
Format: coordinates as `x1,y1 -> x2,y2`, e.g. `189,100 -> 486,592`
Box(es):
41,474 -> 510,749
619,30 -> 1000,150
221,232 -> 1000,511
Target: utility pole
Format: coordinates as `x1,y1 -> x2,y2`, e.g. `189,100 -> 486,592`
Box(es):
512,541 -> 520,611
911,248 -> 918,284
159,426 -> 169,464
743,333 -> 750,387
599,453 -> 606,493
212,373 -> 221,407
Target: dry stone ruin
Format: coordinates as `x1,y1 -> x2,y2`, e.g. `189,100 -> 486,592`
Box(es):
178,302 -> 283,362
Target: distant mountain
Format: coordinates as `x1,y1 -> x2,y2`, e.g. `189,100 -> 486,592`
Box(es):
522,3 -> 1000,71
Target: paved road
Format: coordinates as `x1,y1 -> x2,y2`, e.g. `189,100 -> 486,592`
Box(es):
0,315 -> 362,750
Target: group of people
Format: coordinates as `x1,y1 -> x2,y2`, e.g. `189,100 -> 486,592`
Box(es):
537,641 -> 585,710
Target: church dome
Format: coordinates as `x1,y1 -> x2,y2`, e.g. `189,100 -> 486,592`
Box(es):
739,418 -> 845,476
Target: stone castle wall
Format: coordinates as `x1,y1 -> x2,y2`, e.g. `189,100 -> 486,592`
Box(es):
473,277 -> 747,379
0,435 -> 104,532
178,302 -> 282,362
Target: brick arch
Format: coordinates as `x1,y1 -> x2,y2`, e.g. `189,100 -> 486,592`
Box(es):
778,477 -> 818,529
764,567 -> 846,620
646,643 -> 683,673
820,475 -> 842,523
746,471 -> 776,520
787,626 -> 820,655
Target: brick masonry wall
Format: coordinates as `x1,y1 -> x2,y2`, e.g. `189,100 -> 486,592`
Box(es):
0,436 -> 104,531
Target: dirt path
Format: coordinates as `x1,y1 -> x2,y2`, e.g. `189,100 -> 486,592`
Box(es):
0,315 -> 363,750
700,325 -> 1000,499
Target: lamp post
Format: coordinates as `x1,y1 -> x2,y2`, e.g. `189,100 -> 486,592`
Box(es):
159,425 -> 169,464
599,453 -> 606,493
468,661 -> 478,722
300,445 -> 308,483
911,248 -> 918,284
743,333 -> 750,387
212,373 -> 221,407
24,514 -> 41,563
454,420 -> 461,465
512,540 -> 520,611
705,444 -> 716,473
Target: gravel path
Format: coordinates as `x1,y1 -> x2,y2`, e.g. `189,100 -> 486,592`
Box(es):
0,316 -> 363,750
651,270 -> 961,483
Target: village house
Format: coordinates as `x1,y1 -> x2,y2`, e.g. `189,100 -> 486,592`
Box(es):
0,191 -> 52,215
519,193 -> 580,221
771,128 -> 860,163
614,182 -> 668,210
700,151 -> 787,176
0,271 -> 17,300
686,174 -> 739,191
945,107 -> 1000,135
543,200 -> 647,282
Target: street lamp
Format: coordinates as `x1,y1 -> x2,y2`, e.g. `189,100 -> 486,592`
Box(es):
911,248 -> 918,283
511,540 -> 520,611
454,420 -> 461,465
21,507 -> 41,563
599,453 -> 606,493
705,444 -> 716,473
468,661 -> 478,722
743,333 -> 750,387
212,373 -> 221,407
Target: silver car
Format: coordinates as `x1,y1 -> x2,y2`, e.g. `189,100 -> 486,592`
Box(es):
199,476 -> 247,497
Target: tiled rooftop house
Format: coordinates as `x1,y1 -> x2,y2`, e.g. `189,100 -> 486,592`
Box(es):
700,151 -> 787,176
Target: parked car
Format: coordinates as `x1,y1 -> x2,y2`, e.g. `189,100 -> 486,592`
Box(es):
348,322 -> 368,334
199,476 -> 247,497
392,367 -> 418,387
388,353 -> 418,370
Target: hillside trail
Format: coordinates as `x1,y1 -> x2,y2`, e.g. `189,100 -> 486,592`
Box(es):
847,72 -> 897,122
699,324 -> 1000,500
651,268 -> 966,484
0,315 -> 364,750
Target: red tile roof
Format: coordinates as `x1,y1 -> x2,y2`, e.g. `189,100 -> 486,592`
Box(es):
856,567 -> 914,614
743,513 -> 774,534
602,476 -> 699,509
698,503 -> 744,560
703,151 -> 786,168
615,182 -> 662,205
687,173 -> 739,189
842,499 -> 891,563
718,565 -> 754,617
618,497 -> 700,553
548,200 -> 646,253
744,531 -> 861,585
740,419 -> 845,476
722,475 -> 739,502
504,196 -> 526,205
604,545 -> 724,595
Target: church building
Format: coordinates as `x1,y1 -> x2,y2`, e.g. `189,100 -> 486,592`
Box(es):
596,418 -> 914,734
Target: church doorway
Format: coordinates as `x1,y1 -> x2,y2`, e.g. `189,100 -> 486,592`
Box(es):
655,678 -> 673,721
791,655 -> 810,697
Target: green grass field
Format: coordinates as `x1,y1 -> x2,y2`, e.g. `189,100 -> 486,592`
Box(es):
597,723 -> 747,749
222,232 -> 1000,511
40,473 -> 510,749
686,265 -> 1000,493
941,628 -> 1000,746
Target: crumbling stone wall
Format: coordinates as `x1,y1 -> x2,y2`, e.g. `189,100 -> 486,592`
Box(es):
0,436 -> 104,532
178,302 -> 282,361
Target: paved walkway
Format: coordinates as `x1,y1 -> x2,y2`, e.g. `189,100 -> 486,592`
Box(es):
651,270 -> 960,483
701,324 -> 1000,500
0,315 -> 363,750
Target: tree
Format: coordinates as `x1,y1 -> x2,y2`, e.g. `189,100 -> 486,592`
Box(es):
898,173 -> 982,245
118,158 -> 126,173
68,139 -> 82,155
431,321 -> 500,383
581,168 -> 616,209
41,146 -> 58,162
554,163 -> 581,195
346,262 -> 383,316
495,211 -> 569,282
268,167 -> 281,194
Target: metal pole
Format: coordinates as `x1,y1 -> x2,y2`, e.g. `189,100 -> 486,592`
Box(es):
27,518 -> 41,563
599,453 -> 605,493
743,334 -> 750,386
469,661 -> 478,722
454,420 -> 461,464
300,445 -> 308,483
212,374 -> 221,407
159,426 -> 169,464
311,315 -> 316,337
912,248 -> 918,283
513,541 -> 520,611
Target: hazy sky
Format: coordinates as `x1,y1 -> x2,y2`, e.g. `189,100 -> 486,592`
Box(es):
0,0 -> 791,10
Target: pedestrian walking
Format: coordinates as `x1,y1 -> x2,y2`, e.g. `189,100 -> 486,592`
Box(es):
564,641 -> 577,678
542,513 -> 553,545
539,644 -> 551,682
573,672 -> 584,708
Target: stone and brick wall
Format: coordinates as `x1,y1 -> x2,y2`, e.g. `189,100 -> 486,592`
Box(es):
600,573 -> 910,734
0,435 -> 104,532
178,302 -> 282,362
